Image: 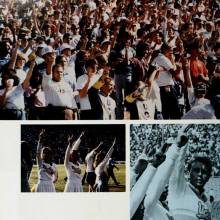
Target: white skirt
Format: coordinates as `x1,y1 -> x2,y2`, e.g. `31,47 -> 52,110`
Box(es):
64,179 -> 83,192
36,180 -> 56,192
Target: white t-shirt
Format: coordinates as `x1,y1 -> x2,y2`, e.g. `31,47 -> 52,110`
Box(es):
65,161 -> 82,182
152,54 -> 175,87
38,162 -> 56,182
136,82 -> 161,119
99,94 -> 116,120
63,65 -> 77,90
16,68 -> 27,84
42,74 -> 77,108
76,73 -> 102,110
0,84 -> 25,109
85,150 -> 96,172
187,87 -> 210,108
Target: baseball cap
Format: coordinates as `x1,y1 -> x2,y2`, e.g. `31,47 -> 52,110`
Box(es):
60,43 -> 73,52
41,46 -> 55,56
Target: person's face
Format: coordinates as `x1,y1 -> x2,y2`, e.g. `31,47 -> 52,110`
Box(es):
62,48 -> 72,57
16,57 -> 26,69
45,52 -> 56,63
63,36 -> 72,44
53,66 -> 63,81
41,151 -> 52,162
59,57 -> 68,67
21,38 -> 28,48
101,80 -> 114,95
45,27 -> 52,36
87,65 -> 97,76
168,29 -> 175,37
164,48 -> 173,57
70,151 -> 79,163
190,161 -> 210,189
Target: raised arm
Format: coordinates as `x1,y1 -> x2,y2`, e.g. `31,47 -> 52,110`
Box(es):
36,129 -> 45,166
8,42 -> 19,70
64,132 -> 84,167
100,138 -> 116,169
144,125 -> 191,218
22,60 -> 36,90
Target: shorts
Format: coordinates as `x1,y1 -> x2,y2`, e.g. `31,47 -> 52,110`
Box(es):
86,172 -> 96,186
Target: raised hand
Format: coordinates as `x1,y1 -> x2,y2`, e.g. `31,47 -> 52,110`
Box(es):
112,138 -> 116,147
176,124 -> 193,148
79,131 -> 85,139
39,129 -> 45,139
67,134 -> 74,144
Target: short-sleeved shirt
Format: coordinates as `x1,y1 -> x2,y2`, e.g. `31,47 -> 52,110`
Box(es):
0,84 -> 25,109
152,54 -> 175,87
42,74 -> 77,108
76,73 -> 102,110
98,94 -> 116,120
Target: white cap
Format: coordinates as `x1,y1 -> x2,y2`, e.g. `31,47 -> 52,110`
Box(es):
60,43 -> 73,52
41,46 -> 55,56
37,43 -> 47,49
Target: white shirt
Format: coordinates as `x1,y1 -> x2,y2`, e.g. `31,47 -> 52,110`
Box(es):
187,87 -> 210,108
168,147 -> 211,220
42,74 -> 77,108
65,161 -> 82,182
85,149 -> 96,172
38,162 -> 56,182
136,82 -> 161,119
16,68 -> 27,84
76,72 -> 102,110
0,84 -> 25,109
63,65 -> 77,90
152,54 -> 175,87
99,93 -> 116,120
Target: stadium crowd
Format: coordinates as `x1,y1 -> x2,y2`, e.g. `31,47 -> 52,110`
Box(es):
0,0 -> 219,120
130,124 -> 220,220
21,125 -> 125,163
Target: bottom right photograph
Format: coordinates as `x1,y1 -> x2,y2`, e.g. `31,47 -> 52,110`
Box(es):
130,124 -> 220,220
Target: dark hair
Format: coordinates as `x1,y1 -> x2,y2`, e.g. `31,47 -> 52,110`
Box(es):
56,55 -> 66,64
188,156 -> 213,175
161,43 -> 172,53
1,69 -> 20,88
52,64 -> 63,73
85,59 -> 98,69
42,147 -> 53,164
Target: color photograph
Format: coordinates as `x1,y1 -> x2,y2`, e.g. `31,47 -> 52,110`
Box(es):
21,124 -> 125,192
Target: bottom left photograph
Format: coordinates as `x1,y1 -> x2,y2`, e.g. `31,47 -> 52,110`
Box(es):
21,124 -> 125,193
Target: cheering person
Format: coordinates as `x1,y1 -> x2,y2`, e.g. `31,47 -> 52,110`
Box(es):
64,132 -> 84,192
36,129 -> 58,192
94,138 -> 116,192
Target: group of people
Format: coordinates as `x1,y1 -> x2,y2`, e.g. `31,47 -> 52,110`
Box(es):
130,124 -> 220,220
0,0 -> 219,119
21,129 -> 120,192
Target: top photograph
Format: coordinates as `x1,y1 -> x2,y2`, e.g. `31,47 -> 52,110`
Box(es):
0,0 -> 219,120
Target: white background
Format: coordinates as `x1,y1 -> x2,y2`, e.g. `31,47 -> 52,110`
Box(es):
0,121 -> 130,220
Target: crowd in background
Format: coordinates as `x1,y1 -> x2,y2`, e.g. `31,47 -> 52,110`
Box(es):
0,0 -> 219,119
21,125 -> 126,163
130,124 -> 220,176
